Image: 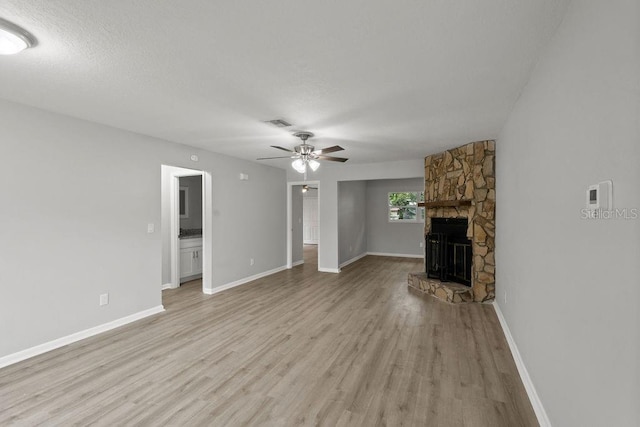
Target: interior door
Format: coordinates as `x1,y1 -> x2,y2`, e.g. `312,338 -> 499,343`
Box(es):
303,196 -> 319,244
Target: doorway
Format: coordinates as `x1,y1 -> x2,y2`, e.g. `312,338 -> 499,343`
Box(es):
177,175 -> 203,284
287,181 -> 320,269
161,165 -> 213,295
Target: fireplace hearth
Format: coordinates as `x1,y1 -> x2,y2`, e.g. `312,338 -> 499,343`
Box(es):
426,218 -> 472,286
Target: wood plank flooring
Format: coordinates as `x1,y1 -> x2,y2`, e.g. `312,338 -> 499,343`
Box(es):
0,246 -> 537,426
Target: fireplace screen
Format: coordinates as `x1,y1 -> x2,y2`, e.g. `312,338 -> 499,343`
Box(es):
426,218 -> 472,286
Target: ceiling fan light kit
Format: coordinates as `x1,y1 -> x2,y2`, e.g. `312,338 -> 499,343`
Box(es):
292,158 -> 307,173
257,130 -> 348,175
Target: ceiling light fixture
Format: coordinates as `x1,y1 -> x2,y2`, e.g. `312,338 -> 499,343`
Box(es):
256,131 -> 348,179
292,158 -> 306,174
291,152 -> 321,177
301,184 -> 317,193
0,18 -> 37,55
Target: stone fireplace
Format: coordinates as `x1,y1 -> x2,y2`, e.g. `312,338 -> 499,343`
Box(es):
408,140 -> 495,303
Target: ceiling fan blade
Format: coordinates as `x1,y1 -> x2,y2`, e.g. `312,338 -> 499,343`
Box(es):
256,156 -> 295,160
270,145 -> 294,152
312,145 -> 344,155
317,155 -> 348,162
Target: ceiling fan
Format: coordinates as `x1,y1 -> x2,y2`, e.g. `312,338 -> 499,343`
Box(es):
257,131 -> 348,175
301,184 -> 317,193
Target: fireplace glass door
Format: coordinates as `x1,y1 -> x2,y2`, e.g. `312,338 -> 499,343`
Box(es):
426,218 -> 472,286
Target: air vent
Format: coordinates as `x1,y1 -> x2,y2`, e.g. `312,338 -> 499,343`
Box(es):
264,118 -> 292,128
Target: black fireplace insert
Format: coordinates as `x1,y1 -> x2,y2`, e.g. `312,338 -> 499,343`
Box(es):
426,218 -> 472,286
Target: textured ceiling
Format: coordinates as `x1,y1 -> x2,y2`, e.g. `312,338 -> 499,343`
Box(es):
0,1 -> 567,167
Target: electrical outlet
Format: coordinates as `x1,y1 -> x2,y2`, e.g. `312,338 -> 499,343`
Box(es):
99,293 -> 109,306
349,246 -> 353,252
419,241 -> 424,248
250,258 -> 254,266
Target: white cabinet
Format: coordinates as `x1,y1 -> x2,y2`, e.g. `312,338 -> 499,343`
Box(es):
193,248 -> 203,274
179,238 -> 203,281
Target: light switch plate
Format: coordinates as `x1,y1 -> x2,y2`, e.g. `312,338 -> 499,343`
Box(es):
99,293 -> 109,306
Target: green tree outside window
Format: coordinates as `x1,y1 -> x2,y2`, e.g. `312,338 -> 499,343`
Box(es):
389,192 -> 424,221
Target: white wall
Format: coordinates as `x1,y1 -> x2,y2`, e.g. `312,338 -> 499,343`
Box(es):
291,185 -> 304,264
496,1 -> 640,425
338,181 -> 367,265
366,178 -> 424,256
179,175 -> 202,230
0,99 -> 287,360
287,159 -> 424,271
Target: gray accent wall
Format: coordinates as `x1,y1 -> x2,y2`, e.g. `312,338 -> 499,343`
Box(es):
0,98 -> 286,360
291,185 -> 304,264
496,0 -> 640,425
366,178 -> 424,256
338,181 -> 367,265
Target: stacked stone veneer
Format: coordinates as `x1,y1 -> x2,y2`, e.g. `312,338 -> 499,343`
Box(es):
410,140 -> 495,302
408,273 -> 474,303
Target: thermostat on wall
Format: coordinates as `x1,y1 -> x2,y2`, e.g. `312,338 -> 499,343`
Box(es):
586,180 -> 613,211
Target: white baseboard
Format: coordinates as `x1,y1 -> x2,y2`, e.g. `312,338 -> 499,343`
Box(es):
367,251 -> 423,259
161,283 -> 174,290
493,302 -> 551,427
291,260 -> 304,267
318,267 -> 341,273
203,265 -> 287,295
339,252 -> 368,268
0,305 -> 165,370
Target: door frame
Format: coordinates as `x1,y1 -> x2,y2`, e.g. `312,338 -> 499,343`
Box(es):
287,180 -> 320,269
164,166 -> 213,294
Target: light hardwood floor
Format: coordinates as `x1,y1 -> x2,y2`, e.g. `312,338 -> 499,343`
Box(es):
0,246 -> 537,426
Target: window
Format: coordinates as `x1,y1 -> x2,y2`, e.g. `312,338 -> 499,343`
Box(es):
388,191 -> 425,222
